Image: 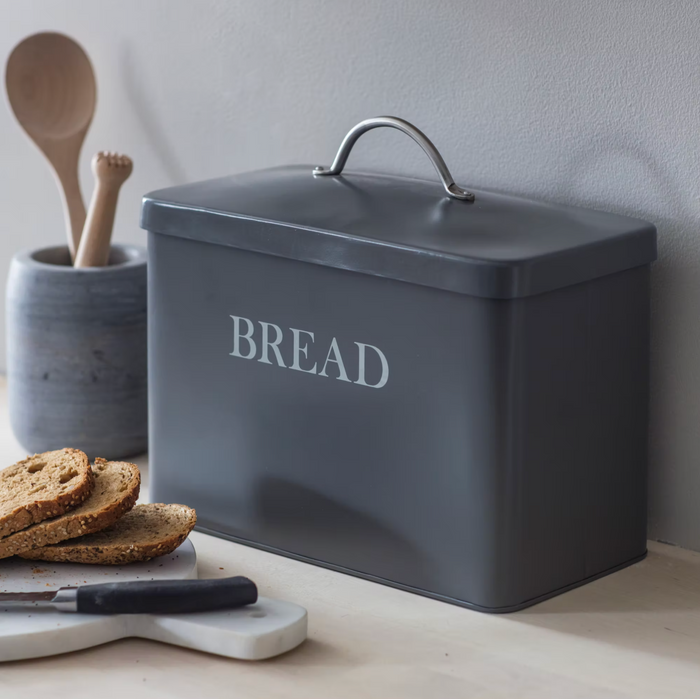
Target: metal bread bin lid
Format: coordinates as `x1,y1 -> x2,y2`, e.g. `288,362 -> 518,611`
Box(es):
141,117 -> 657,299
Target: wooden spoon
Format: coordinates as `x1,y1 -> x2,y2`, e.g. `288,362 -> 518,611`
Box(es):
5,32 -> 97,261
74,152 -> 133,268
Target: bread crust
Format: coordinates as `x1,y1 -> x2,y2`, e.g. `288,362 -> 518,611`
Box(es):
0,458 -> 140,559
0,449 -> 93,539
20,503 -> 196,565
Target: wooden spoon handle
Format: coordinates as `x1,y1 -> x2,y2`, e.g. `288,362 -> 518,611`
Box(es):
74,152 -> 132,268
55,165 -> 86,261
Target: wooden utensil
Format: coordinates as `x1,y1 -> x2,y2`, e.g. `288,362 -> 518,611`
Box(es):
5,32 -> 97,261
74,151 -> 133,268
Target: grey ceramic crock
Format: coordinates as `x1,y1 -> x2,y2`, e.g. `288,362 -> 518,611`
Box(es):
6,244 -> 147,459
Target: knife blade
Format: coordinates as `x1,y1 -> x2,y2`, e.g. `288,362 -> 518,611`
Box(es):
0,576 -> 258,614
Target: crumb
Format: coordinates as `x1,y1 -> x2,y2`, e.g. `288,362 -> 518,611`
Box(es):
219,567 -> 224,570
32,568 -> 46,575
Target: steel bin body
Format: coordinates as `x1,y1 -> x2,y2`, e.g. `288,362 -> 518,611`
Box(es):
141,121 -> 656,611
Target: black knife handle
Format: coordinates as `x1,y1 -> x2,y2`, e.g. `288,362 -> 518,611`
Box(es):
76,576 -> 258,615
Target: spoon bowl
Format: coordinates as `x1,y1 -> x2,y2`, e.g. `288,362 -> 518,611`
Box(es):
5,32 -> 97,259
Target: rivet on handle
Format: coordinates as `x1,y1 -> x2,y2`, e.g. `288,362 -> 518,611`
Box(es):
313,116 -> 475,202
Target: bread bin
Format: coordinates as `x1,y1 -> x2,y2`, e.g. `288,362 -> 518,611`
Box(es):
140,117 -> 657,612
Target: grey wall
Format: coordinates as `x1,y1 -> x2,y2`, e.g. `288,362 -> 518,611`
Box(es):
0,0 -> 698,549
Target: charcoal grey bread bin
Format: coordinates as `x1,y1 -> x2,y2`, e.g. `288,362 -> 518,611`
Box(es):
141,117 -> 657,612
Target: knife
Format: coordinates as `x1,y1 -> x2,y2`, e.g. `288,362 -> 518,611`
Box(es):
0,576 -> 258,614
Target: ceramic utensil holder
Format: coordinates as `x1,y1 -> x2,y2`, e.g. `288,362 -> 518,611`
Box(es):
6,244 -> 147,459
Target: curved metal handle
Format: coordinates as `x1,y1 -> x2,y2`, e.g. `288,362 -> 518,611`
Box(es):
313,116 -> 474,202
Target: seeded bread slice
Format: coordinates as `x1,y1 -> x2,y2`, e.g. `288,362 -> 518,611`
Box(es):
20,503 -> 196,565
0,458 -> 140,559
0,449 -> 93,540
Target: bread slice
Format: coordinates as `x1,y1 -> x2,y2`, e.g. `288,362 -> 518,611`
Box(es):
0,449 -> 93,539
20,503 -> 196,565
0,458 -> 140,559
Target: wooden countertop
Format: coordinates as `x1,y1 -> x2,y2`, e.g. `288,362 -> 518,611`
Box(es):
0,380 -> 699,697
